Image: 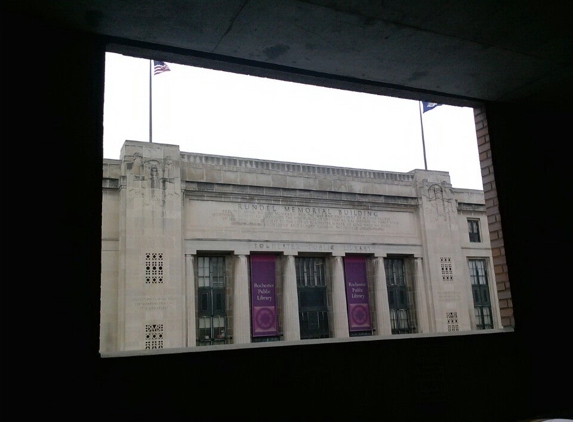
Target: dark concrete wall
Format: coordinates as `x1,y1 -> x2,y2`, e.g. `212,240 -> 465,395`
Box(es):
5,10 -> 572,421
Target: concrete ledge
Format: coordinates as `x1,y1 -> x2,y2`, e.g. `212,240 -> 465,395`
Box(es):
100,327 -> 514,358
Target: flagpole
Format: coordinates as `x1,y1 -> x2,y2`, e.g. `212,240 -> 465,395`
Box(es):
149,60 -> 153,143
418,101 -> 428,170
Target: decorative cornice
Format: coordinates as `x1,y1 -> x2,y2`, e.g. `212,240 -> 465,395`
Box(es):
185,181 -> 418,208
180,152 -> 415,182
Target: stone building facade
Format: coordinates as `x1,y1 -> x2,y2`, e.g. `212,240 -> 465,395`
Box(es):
100,140 -> 501,354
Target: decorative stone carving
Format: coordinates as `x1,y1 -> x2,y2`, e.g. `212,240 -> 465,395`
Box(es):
421,180 -> 454,221
163,156 -> 174,180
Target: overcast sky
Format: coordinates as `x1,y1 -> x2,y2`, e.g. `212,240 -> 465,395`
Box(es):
103,52 -> 483,190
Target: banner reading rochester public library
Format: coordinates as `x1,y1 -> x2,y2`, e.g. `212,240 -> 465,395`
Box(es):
344,256 -> 372,333
250,255 -> 278,338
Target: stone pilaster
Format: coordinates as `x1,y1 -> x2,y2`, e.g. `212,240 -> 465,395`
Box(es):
185,254 -> 196,346
282,254 -> 301,341
414,257 -> 430,334
233,254 -> 251,344
373,256 -> 392,336
331,256 -> 349,338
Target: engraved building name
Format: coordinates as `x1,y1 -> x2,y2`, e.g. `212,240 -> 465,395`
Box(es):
189,201 -> 413,234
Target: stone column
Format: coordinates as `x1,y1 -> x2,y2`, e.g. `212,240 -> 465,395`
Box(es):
374,256 -> 392,336
331,255 -> 349,338
233,254 -> 251,344
414,257 -> 430,334
282,254 -> 300,341
185,254 -> 196,347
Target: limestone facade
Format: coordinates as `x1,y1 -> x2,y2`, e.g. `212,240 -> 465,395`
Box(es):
100,140 -> 501,354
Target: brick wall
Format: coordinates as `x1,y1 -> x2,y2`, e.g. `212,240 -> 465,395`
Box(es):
473,107 -> 515,328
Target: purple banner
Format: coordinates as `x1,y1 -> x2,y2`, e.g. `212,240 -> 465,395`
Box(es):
344,256 -> 372,332
250,254 -> 278,337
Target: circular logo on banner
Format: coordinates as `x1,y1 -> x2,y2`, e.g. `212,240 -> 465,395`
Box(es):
351,304 -> 369,325
255,307 -> 275,330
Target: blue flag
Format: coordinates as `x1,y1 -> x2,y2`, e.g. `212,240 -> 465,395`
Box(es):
422,101 -> 441,113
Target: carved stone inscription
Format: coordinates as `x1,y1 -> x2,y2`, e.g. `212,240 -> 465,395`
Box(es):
131,296 -> 178,311
437,290 -> 461,302
252,242 -> 378,253
190,201 -> 413,235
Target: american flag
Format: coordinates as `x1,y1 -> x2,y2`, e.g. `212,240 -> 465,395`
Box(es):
153,60 -> 170,75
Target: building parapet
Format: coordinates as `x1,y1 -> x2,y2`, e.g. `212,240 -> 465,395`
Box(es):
104,142 -> 485,199
181,151 -> 416,182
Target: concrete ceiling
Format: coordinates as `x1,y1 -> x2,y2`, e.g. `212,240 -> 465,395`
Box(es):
5,0 -> 573,107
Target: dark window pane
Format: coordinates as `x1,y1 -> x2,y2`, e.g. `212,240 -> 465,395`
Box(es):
296,257 -> 329,339
399,290 -> 407,306
469,259 -> 492,330
469,219 -> 481,242
199,291 -> 210,313
197,256 -> 228,345
385,258 -> 415,334
214,291 -> 224,313
300,289 -> 325,308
